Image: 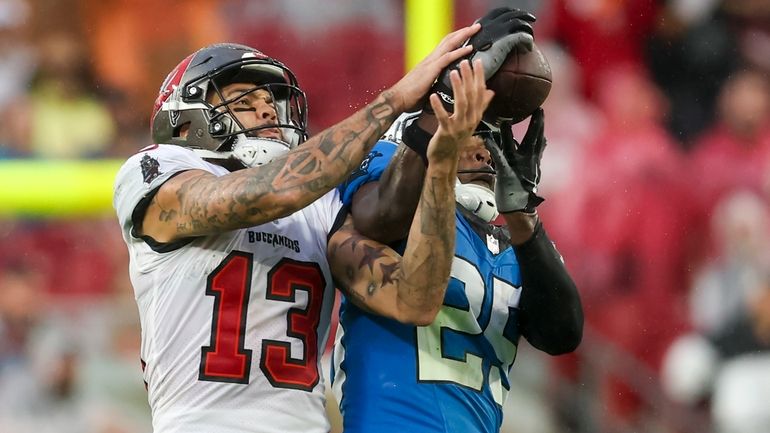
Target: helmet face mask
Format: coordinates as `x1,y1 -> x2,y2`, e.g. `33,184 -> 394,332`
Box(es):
456,123 -> 499,180
379,112 -> 501,222
151,43 -> 308,168
456,122 -> 500,222
463,123 -> 499,174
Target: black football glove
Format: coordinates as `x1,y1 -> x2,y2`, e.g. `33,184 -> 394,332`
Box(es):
429,8 -> 536,112
483,108 -> 546,213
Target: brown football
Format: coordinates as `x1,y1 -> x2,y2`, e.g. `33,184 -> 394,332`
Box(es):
486,42 -> 552,123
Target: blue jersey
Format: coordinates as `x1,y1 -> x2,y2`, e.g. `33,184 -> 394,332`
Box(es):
332,141 -> 523,433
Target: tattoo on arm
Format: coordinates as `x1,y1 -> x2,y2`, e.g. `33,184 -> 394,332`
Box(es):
358,244 -> 387,273
332,220 -> 404,299
166,91 -> 404,238
157,204 -> 177,223
394,164 -> 456,314
379,262 -> 400,286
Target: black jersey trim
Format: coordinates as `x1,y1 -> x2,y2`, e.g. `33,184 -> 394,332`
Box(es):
328,204 -> 350,241
130,171 -> 195,253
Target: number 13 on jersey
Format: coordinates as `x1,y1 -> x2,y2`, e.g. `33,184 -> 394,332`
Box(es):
199,252 -> 325,391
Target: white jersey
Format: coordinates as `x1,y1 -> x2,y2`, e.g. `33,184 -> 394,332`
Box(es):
113,144 -> 343,433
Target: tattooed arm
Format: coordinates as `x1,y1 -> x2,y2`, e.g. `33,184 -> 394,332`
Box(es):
350,114 -> 436,244
328,59 -> 493,325
139,25 -> 481,243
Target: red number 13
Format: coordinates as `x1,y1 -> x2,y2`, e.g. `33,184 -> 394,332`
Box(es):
199,252 -> 325,391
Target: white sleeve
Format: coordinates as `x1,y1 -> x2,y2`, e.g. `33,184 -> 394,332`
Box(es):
310,189 -> 345,236
112,144 -> 215,237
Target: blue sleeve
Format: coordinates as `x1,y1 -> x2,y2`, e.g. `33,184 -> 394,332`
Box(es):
337,140 -> 397,207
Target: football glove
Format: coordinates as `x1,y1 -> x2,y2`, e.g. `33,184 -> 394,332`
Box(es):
429,8 -> 536,112
483,108 -> 546,213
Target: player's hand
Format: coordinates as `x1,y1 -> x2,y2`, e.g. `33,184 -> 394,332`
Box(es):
427,59 -> 494,167
390,24 -> 480,112
429,8 -> 536,113
483,108 -> 546,213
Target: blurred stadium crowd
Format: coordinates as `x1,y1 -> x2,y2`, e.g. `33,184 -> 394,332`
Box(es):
0,0 -> 769,432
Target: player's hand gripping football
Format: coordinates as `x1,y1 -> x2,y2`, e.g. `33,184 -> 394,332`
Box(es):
483,108 -> 546,214
430,7 -> 536,112
390,24 -> 480,112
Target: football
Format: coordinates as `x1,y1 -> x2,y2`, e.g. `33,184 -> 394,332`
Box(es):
486,42 -> 552,123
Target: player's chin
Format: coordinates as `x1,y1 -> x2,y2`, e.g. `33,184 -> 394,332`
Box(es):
463,174 -> 495,190
478,179 -> 496,190
480,172 -> 496,185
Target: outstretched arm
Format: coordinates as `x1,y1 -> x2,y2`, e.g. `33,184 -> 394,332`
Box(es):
349,117 -> 432,244
329,59 -> 493,325
139,25 -> 481,243
514,220 -> 583,354
484,111 -> 583,354
350,6 -> 537,244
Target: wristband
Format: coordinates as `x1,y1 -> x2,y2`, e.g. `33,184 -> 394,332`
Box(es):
402,121 -> 431,166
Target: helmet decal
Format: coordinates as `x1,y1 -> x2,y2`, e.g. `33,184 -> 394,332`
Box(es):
152,53 -> 195,125
242,51 -> 268,60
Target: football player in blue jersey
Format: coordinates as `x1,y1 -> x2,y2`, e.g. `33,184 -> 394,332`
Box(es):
331,8 -> 582,433
331,10 -> 583,426
332,105 -> 584,433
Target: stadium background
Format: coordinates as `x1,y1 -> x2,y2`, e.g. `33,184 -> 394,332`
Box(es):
1,0 -> 769,432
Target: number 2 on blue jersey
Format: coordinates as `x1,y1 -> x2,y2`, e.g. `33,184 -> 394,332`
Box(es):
416,255 -> 522,405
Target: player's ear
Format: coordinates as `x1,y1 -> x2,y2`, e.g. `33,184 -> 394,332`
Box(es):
175,123 -> 191,139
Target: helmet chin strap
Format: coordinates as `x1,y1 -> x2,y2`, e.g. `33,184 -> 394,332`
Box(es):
193,134 -> 292,168
455,180 -> 499,223
457,168 -> 495,175
231,135 -> 292,167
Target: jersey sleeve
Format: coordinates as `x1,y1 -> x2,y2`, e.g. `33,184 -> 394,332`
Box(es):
336,140 -> 397,207
112,144 -> 215,237
310,189 -> 345,237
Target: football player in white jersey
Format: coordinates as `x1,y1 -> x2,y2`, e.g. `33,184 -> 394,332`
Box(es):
113,36 -> 493,433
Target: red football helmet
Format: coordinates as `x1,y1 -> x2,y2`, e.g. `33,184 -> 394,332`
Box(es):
151,43 -> 308,167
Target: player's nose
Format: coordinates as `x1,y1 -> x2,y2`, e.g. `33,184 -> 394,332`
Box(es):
256,101 -> 277,122
474,147 -> 492,167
